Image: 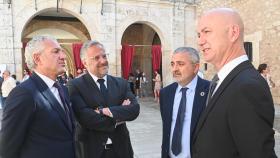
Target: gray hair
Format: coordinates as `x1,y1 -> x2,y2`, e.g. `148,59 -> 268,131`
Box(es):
25,35 -> 58,69
173,47 -> 200,64
80,40 -> 105,61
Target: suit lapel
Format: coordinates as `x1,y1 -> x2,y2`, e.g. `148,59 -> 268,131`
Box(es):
190,77 -> 208,141
106,75 -> 115,107
30,73 -> 72,133
192,61 -> 252,143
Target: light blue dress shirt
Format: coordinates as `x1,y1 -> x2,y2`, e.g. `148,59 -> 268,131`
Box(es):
169,75 -> 198,158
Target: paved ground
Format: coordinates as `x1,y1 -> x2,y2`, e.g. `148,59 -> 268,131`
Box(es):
1,99 -> 280,157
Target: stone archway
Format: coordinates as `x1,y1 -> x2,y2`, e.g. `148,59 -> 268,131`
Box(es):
21,8 -> 91,77
117,18 -> 172,87
121,23 -> 162,97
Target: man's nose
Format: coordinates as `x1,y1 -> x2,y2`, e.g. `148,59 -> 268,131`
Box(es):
197,35 -> 206,46
59,51 -> 66,60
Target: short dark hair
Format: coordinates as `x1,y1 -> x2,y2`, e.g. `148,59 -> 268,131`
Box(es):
257,63 -> 267,73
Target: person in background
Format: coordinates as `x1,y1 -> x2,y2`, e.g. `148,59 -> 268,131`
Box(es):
135,69 -> 142,98
257,63 -> 275,88
1,70 -> 16,105
21,69 -> 30,82
128,73 -> 135,95
140,72 -> 148,98
11,74 -> 20,85
153,70 -> 161,103
0,35 -> 76,158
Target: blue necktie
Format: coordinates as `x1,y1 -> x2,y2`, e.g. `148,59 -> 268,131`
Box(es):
171,87 -> 188,156
53,82 -> 72,129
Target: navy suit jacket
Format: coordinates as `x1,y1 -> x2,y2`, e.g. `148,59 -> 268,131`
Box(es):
0,73 -> 75,158
160,76 -> 210,158
67,73 -> 140,158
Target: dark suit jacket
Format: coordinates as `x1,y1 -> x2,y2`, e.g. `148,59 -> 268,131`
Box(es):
67,73 -> 140,158
0,73 -> 75,158
160,76 -> 210,158
192,61 -> 277,158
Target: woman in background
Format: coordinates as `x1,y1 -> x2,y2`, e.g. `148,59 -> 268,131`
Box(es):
153,70 -> 161,103
257,63 -> 275,88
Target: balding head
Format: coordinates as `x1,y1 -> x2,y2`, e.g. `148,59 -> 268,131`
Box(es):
203,8 -> 244,40
197,8 -> 246,70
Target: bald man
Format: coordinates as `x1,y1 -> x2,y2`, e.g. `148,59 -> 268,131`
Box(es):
192,8 -> 276,158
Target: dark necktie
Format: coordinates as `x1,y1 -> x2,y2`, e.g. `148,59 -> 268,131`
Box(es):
53,82 -> 72,129
206,74 -> 219,105
171,87 -> 188,156
97,78 -> 107,99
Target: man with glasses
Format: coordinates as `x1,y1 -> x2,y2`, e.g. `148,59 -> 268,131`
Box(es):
68,40 -> 140,158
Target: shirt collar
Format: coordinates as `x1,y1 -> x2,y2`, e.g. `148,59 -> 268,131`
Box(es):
88,72 -> 107,84
217,55 -> 248,82
177,75 -> 198,93
34,71 -> 56,89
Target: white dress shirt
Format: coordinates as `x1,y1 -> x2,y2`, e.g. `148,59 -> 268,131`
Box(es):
169,75 -> 198,158
1,77 -> 16,97
214,55 -> 248,94
88,72 -> 108,89
35,71 -> 65,110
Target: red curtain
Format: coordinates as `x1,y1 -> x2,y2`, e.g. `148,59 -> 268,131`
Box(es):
22,42 -> 31,73
72,43 -> 84,70
121,44 -> 135,79
152,45 -> 162,72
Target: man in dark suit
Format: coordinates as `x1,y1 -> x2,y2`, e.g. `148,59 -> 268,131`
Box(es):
192,8 -> 277,158
67,40 -> 140,158
0,36 -> 75,158
160,47 -> 209,158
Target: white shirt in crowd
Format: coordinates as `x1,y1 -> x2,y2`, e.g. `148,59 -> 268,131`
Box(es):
1,76 -> 16,97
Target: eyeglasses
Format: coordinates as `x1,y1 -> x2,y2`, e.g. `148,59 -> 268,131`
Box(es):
88,53 -> 109,62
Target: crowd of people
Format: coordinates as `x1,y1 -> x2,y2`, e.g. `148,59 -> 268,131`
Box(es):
0,7 -> 278,158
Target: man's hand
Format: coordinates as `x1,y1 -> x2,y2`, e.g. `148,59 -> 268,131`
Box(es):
122,99 -> 131,106
102,108 -> 113,118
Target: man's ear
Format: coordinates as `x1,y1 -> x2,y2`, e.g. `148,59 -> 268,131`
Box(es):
194,63 -> 200,74
33,53 -> 40,65
82,59 -> 87,68
229,24 -> 240,42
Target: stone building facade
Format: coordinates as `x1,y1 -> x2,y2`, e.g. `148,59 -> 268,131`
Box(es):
0,0 -> 279,103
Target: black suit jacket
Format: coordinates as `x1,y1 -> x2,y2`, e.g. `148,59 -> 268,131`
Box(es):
192,61 -> 277,158
67,73 -> 140,158
160,77 -> 210,158
0,73 -> 75,158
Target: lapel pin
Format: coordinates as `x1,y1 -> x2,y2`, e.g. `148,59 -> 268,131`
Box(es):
200,92 -> 205,96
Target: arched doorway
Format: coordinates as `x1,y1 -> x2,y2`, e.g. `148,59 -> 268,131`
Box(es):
21,8 -> 90,77
121,23 -> 162,97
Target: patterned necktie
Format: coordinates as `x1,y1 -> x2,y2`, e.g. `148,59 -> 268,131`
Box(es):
53,82 -> 72,129
171,87 -> 188,156
206,74 -> 219,105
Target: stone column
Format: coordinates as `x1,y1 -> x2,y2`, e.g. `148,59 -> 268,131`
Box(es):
100,0 -> 118,76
